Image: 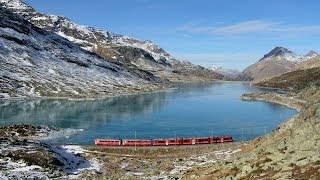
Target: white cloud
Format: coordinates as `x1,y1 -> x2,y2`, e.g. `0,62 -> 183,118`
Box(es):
182,34 -> 193,38
177,20 -> 320,35
213,20 -> 276,34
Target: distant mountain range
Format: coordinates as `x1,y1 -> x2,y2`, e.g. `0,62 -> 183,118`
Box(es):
239,47 -> 318,81
208,66 -> 240,80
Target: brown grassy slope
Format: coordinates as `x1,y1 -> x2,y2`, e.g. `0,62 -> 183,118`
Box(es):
256,67 -> 320,90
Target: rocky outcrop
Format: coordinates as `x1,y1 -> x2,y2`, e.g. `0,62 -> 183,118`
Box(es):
0,124 -> 102,179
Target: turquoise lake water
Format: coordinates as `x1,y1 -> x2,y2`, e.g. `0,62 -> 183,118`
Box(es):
0,82 -> 296,144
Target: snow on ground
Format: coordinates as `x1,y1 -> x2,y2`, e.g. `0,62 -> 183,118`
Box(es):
0,141 -> 102,179
59,145 -> 102,179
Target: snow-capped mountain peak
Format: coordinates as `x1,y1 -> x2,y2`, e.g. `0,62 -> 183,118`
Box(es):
0,0 -> 31,10
260,47 -> 299,62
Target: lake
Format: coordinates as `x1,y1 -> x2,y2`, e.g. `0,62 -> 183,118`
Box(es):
0,82 -> 296,144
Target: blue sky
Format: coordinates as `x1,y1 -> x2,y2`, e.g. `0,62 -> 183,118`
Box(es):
24,0 -> 320,70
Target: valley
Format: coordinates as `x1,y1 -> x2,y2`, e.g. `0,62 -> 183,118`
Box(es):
0,0 -> 320,179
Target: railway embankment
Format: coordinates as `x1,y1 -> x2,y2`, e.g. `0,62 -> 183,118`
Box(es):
0,123 -> 244,179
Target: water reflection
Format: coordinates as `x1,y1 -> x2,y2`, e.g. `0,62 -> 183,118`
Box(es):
0,92 -> 170,128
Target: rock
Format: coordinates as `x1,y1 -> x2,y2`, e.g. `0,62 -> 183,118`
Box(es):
0,93 -> 10,99
242,165 -> 252,174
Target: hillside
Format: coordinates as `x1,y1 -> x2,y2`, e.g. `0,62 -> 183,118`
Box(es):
255,56 -> 320,91
0,0 -> 223,82
183,55 -> 320,179
0,5 -> 159,99
239,47 -> 318,81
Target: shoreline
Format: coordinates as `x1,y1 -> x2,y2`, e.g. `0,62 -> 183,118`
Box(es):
240,92 -> 306,111
0,79 -> 231,101
0,80 -> 262,102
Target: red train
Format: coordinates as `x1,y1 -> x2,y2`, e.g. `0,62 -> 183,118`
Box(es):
95,136 -> 233,146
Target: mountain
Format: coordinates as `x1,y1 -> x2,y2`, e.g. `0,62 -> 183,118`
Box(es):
0,5 -> 159,99
255,55 -> 320,91
208,65 -> 240,80
0,0 -> 223,82
239,47 -> 318,81
303,50 -> 318,60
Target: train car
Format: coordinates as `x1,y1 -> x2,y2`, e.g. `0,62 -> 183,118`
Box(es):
222,136 -> 233,142
216,136 -> 224,143
95,139 -> 121,146
140,139 -> 152,146
166,138 -> 182,145
194,137 -> 211,144
153,139 -> 167,146
182,138 -> 195,145
122,139 -> 141,146
209,136 -> 217,144
216,136 -> 233,143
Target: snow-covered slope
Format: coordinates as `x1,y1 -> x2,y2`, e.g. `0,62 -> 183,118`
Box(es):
208,66 -> 240,80
0,0 -> 172,68
0,0 -> 223,82
0,5 -> 154,99
112,36 -> 175,63
258,47 -> 299,62
239,47 -> 318,81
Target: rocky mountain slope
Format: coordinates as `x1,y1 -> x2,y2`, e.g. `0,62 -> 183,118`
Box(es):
0,0 -> 223,82
239,47 -> 318,81
0,5 -> 160,99
255,55 -> 320,91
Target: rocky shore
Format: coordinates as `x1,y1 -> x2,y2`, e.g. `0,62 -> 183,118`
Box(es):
0,124 -> 101,179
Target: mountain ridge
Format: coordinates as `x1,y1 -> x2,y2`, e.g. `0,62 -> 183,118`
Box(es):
0,0 -> 224,82
0,5 -> 160,99
239,46 -> 318,81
